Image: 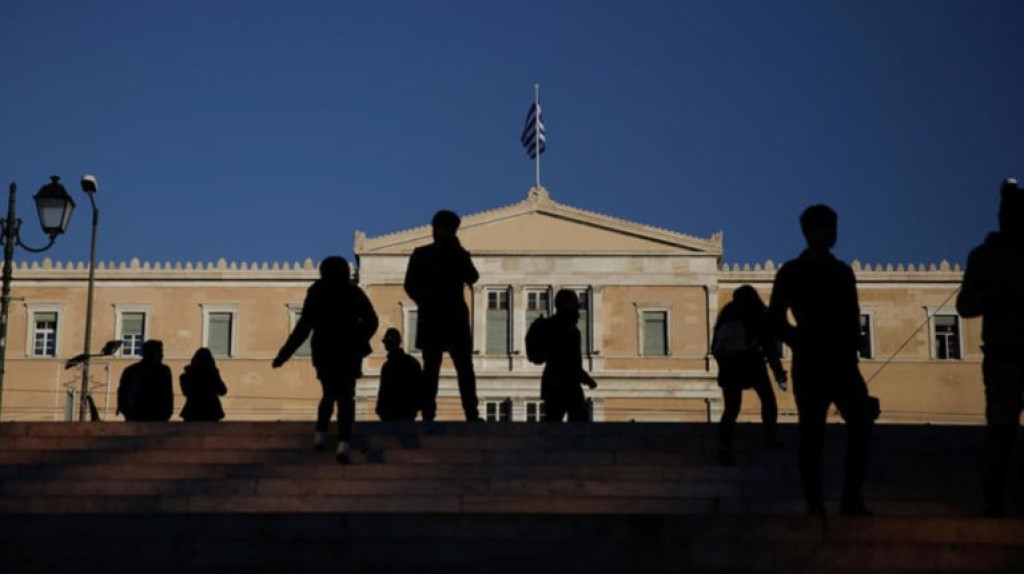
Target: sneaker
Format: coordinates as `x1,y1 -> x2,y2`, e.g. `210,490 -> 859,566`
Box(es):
313,431 -> 328,450
336,441 -> 352,465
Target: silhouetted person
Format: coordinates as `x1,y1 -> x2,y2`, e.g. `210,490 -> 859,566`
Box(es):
768,204 -> 876,516
117,340 -> 173,422
957,177 -> 1024,517
713,285 -> 787,465
273,256 -> 378,464
403,209 -> 481,422
542,289 -> 598,422
179,347 -> 228,422
376,328 -> 423,422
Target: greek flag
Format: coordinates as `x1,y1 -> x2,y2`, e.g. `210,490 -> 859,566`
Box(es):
520,102 -> 546,159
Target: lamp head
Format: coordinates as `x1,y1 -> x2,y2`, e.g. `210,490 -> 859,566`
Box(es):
81,175 -> 98,194
33,176 -> 75,237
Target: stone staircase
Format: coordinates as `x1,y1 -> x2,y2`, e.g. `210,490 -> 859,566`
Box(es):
0,421 -> 1021,572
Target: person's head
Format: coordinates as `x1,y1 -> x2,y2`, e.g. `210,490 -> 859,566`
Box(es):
998,178 -> 1023,236
732,284 -> 765,312
431,209 -> 461,242
382,328 -> 402,353
319,256 -> 351,283
141,340 -> 164,363
190,347 -> 216,370
799,204 -> 838,252
554,289 -> 580,321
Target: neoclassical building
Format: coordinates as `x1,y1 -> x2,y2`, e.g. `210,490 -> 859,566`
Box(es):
0,188 -> 977,424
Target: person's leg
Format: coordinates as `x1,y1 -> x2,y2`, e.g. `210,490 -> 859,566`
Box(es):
834,370 -> 875,515
420,348 -> 442,422
317,376 -> 339,434
752,373 -> 779,444
794,371 -> 828,515
337,376 -> 357,443
981,359 -> 1023,516
718,384 -> 742,464
543,395 -> 567,422
449,339 -> 480,421
566,388 -> 590,422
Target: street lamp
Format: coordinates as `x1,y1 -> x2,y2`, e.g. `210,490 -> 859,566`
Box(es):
0,177 -> 76,417
78,175 -> 99,422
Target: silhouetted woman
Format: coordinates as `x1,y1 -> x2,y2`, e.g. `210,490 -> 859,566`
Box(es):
179,348 -> 228,422
712,285 -> 787,465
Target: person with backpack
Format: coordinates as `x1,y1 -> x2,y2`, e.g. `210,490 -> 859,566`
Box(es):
712,284 -> 787,465
273,256 -> 379,464
537,289 -> 597,422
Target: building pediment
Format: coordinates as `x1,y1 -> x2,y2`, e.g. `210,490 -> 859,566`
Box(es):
355,187 -> 723,257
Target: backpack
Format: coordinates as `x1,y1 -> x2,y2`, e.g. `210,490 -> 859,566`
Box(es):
525,315 -> 553,365
711,318 -> 756,360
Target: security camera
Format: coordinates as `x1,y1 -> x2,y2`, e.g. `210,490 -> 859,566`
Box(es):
81,175 -> 98,194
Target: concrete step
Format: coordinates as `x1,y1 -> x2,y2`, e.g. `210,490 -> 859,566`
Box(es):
0,514 -> 1021,573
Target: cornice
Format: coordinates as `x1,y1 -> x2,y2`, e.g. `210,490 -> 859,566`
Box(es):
355,186 -> 724,255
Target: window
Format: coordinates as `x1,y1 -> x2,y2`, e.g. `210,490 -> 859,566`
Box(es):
574,288 -> 592,354
485,399 -> 512,422
525,400 -> 545,422
858,314 -> 874,359
934,314 -> 961,360
404,307 -> 419,354
486,289 -> 511,355
203,307 -> 237,357
525,289 -> 551,324
31,311 -> 59,357
120,311 -> 147,357
641,310 -> 669,357
288,308 -> 312,357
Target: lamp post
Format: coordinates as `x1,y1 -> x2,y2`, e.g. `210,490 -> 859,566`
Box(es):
78,175 -> 99,422
0,177 -> 76,417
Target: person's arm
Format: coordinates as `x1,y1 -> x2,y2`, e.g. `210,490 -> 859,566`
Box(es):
756,314 -> 786,380
767,267 -> 797,346
403,249 -> 426,304
956,248 -> 988,318
458,243 -> 479,286
356,288 -> 380,342
274,287 -> 316,367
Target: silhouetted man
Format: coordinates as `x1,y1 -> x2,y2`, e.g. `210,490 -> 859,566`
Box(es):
768,204 -> 876,516
541,289 -> 598,422
117,340 -> 173,422
403,209 -> 481,421
376,328 -> 423,422
957,178 -> 1024,517
273,256 -> 378,464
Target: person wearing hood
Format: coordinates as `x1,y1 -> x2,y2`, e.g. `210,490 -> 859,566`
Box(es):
957,177 -> 1024,517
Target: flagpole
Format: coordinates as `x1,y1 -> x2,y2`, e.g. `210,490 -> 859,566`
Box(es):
534,84 -> 541,188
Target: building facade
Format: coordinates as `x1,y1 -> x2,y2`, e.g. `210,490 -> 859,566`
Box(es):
0,188 -> 979,424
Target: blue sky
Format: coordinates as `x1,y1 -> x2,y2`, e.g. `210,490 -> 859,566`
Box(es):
1,1 -> 1021,268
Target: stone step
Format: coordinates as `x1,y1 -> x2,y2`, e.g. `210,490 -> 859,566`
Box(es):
0,514 -> 1021,573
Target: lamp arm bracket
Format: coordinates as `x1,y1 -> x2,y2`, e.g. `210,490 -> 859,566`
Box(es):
15,232 -> 58,253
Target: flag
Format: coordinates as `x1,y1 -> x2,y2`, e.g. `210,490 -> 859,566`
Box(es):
520,102 -> 545,159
